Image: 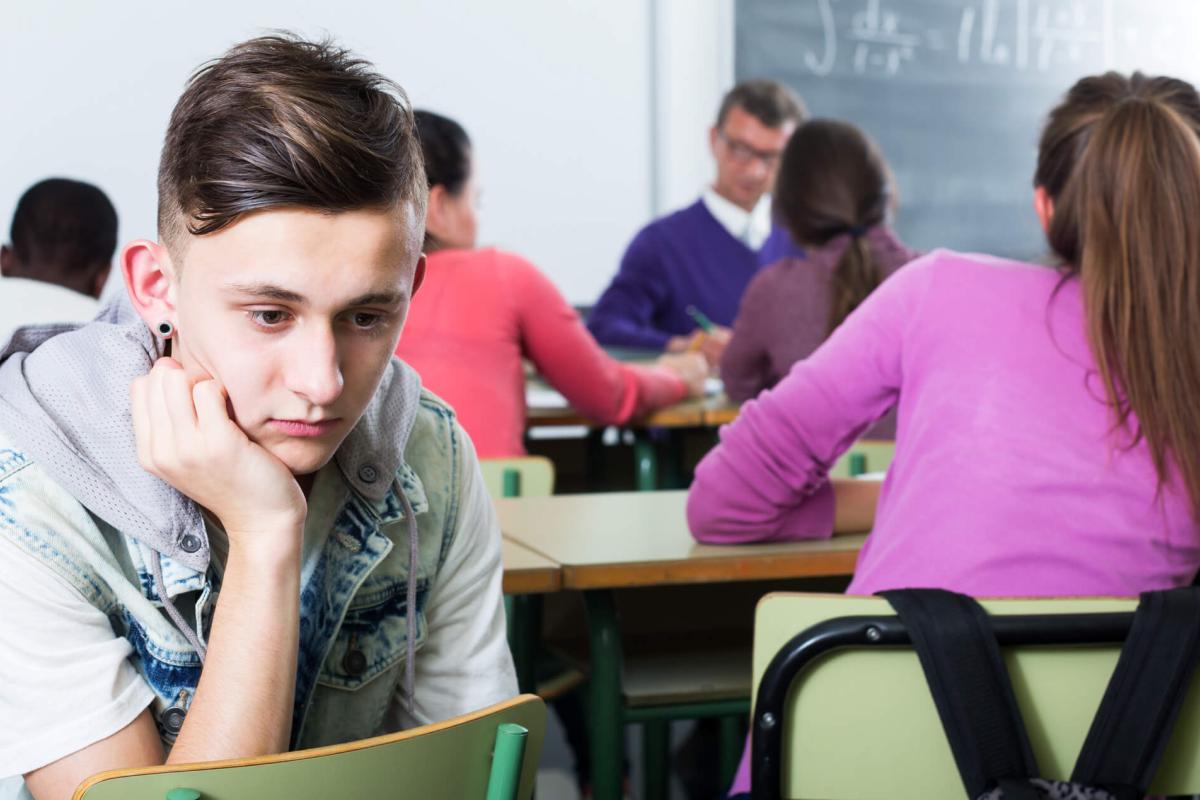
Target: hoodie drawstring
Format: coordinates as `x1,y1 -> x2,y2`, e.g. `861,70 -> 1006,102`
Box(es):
149,486 -> 416,709
150,549 -> 207,663
397,481 -> 419,716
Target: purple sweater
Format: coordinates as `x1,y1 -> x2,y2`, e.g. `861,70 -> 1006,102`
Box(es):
690,250 -> 1200,598
720,225 -> 919,409
587,199 -> 771,349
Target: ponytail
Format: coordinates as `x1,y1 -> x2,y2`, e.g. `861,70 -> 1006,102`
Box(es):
1041,72 -> 1200,518
827,231 -> 884,334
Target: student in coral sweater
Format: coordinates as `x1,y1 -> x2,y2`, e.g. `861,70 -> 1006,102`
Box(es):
720,120 -> 920,432
689,72 -> 1200,797
395,111 -> 707,458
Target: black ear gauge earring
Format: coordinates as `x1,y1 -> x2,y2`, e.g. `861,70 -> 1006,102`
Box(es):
156,320 -> 175,339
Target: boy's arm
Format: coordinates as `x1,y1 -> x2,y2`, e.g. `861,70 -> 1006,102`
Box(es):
29,529 -> 302,800
24,711 -> 164,800
389,430 -> 517,729
22,359 -> 307,799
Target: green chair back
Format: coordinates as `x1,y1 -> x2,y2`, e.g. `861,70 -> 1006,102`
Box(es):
480,457 -> 555,499
74,695 -> 547,800
752,593 -> 1200,799
828,440 -> 895,479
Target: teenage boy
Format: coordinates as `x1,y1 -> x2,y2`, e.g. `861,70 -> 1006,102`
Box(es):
587,80 -> 805,364
0,35 -> 516,800
0,178 -> 118,343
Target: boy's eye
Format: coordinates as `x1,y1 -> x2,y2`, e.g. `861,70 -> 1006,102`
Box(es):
249,309 -> 290,327
352,312 -> 383,329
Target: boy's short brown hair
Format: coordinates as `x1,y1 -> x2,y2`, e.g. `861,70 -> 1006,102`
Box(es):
715,79 -> 807,130
157,33 -> 426,252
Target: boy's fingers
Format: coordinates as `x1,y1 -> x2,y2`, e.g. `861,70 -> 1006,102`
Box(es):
158,363 -> 199,437
192,379 -> 235,433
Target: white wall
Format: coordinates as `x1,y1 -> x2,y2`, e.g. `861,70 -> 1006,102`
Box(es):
0,0 -> 736,305
652,0 -> 735,215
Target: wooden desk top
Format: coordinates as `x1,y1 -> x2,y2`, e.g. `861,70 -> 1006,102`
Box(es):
496,491 -> 864,590
526,384 -> 739,430
501,538 -> 562,595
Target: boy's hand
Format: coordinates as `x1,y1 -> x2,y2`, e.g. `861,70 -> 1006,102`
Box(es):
696,326 -> 731,367
666,327 -> 732,367
657,351 -> 709,397
130,358 -> 307,556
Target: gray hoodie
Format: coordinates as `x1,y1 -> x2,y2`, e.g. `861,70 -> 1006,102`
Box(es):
0,297 -> 426,702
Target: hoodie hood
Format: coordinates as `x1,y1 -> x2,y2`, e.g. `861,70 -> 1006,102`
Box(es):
0,296 -> 424,574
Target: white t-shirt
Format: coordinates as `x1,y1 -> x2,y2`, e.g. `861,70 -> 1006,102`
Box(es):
0,441 -> 513,794
0,277 -> 99,347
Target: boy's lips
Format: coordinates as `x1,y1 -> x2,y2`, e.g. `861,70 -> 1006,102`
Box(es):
268,418 -> 342,437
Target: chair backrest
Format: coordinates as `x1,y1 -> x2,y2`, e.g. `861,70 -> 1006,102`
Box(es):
480,456 -> 555,498
828,440 -> 894,479
751,593 -> 1200,799
74,695 -> 547,800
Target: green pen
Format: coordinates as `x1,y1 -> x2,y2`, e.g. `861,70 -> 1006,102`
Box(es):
685,304 -> 715,333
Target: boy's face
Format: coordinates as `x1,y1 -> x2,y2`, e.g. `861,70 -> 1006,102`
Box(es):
167,205 -> 424,476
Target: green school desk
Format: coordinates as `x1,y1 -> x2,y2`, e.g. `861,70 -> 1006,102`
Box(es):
495,491 -> 865,800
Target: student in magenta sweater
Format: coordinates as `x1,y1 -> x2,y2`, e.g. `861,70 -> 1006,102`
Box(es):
720,119 -> 920,430
691,72 -> 1200,797
395,111 -> 707,458
587,80 -> 806,364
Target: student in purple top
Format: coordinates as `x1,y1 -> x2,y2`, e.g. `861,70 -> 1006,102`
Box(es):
587,80 -> 806,365
690,70 -> 1200,800
720,119 -> 920,438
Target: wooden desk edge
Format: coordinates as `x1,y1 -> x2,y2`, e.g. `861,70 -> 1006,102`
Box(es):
503,569 -> 563,595
559,548 -> 860,590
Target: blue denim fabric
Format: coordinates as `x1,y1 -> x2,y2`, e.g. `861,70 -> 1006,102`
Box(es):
0,391 -> 463,763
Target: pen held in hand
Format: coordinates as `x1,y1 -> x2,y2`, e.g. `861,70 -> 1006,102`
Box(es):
685,304 -> 715,333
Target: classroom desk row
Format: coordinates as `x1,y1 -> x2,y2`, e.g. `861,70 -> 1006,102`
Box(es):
525,378 -> 741,490
525,390 -> 741,430
497,490 -> 866,800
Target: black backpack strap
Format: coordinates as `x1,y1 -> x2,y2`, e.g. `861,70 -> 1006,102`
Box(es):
881,589 -> 1039,798
1071,587 -> 1200,797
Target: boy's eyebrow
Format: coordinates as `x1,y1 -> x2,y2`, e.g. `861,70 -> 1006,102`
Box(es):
225,283 -> 307,304
224,283 -> 405,307
346,291 -> 405,306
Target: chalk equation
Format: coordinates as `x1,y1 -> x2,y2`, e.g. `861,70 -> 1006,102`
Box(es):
790,0 -> 1195,78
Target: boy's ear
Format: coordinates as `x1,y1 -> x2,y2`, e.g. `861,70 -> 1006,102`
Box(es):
412,254 -> 426,297
0,244 -> 14,277
121,239 -> 177,329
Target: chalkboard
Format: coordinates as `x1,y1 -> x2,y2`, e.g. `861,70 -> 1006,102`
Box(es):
737,0 -> 1200,260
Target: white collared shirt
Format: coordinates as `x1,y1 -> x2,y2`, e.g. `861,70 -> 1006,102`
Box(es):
702,188 -> 773,251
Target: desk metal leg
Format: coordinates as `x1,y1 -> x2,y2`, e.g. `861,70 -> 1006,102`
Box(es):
642,719 -> 670,799
661,429 -> 685,490
718,714 -> 744,790
584,589 -> 624,800
507,594 -> 543,695
634,435 -> 659,491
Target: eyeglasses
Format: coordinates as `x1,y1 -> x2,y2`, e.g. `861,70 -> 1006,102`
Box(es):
717,130 -> 783,167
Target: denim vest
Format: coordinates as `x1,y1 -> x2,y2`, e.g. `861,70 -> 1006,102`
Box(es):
0,390 -> 464,753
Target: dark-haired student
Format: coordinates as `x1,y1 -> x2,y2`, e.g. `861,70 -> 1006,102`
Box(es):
0,178 -> 118,343
587,80 -> 806,366
719,119 -> 919,438
0,36 -> 515,800
691,72 -> 1200,797
395,110 -> 708,459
